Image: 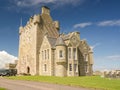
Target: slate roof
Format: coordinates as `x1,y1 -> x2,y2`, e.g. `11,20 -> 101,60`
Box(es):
55,36 -> 66,46
47,36 -> 57,47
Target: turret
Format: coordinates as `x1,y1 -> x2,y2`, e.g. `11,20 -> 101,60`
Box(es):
55,36 -> 66,63
55,36 -> 67,77
88,48 -> 94,65
88,47 -> 94,75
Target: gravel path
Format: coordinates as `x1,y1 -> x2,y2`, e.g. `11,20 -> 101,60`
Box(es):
0,77 -> 91,90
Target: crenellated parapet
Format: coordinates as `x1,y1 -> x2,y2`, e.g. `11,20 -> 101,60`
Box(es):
33,15 -> 41,24
19,6 -> 59,38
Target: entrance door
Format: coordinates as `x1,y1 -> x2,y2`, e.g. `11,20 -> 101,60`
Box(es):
27,67 -> 30,74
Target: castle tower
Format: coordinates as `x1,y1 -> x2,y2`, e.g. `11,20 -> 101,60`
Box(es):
17,6 -> 59,75
55,36 -> 67,77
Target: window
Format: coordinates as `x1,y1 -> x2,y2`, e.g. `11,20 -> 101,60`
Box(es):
68,48 -> 71,59
47,49 -> 49,59
73,48 -> 76,60
45,50 -> 46,60
44,64 -> 47,71
59,50 -> 63,58
69,64 -> 72,71
74,64 -> 77,72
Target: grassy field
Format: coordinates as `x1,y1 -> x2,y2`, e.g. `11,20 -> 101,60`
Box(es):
7,76 -> 120,90
0,88 -> 6,90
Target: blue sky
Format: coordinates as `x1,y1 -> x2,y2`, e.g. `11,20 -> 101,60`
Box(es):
0,0 -> 120,71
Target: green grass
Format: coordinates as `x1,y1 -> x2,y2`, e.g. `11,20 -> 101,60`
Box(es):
6,76 -> 120,90
0,88 -> 6,90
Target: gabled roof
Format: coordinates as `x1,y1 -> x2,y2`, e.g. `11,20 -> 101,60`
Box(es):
55,36 -> 66,46
62,31 -> 80,40
62,33 -> 73,40
47,36 -> 57,48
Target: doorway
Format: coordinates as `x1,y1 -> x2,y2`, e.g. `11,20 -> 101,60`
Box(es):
27,66 -> 30,74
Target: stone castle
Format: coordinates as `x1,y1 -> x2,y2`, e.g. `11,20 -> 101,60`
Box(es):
17,6 -> 94,77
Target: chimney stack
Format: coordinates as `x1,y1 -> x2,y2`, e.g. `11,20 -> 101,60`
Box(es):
41,6 -> 50,15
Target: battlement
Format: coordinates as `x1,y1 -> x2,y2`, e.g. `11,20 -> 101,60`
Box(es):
33,15 -> 41,24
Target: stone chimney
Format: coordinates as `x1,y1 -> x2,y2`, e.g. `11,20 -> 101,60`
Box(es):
41,6 -> 50,15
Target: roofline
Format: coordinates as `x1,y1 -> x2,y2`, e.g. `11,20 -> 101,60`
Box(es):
42,6 -> 50,10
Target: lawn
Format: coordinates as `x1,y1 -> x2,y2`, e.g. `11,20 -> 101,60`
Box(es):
0,88 -> 6,90
7,76 -> 120,90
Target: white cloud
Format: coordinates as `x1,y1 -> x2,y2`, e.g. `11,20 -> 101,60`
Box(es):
107,55 -> 120,60
15,0 -> 55,7
73,19 -> 120,29
8,0 -> 84,14
73,22 -> 92,28
97,20 -> 120,26
0,50 -> 17,69
12,0 -> 83,8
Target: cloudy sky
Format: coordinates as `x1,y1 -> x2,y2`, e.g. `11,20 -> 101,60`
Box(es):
0,0 -> 120,70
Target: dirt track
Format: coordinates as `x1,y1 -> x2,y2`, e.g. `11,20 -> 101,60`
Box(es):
0,77 -> 91,90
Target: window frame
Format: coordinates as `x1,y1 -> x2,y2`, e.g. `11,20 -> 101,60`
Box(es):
69,64 -> 72,71
73,48 -> 77,60
45,50 -> 46,60
74,64 -> 77,72
59,50 -> 63,58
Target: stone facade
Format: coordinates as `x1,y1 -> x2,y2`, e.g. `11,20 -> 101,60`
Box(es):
17,6 -> 94,76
